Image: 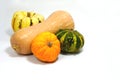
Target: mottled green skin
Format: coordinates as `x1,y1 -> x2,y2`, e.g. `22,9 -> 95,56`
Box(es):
56,29 -> 84,53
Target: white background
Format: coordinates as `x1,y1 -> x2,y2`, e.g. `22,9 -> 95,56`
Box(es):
0,0 -> 120,80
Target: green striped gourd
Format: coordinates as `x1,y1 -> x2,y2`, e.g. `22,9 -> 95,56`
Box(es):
12,11 -> 44,32
56,29 -> 84,53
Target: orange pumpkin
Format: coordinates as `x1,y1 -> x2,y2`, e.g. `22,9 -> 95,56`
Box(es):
31,32 -> 61,63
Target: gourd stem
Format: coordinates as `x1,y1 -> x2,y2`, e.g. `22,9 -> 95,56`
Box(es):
48,42 -> 52,47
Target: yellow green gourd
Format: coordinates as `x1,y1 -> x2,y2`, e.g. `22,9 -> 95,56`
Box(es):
12,11 -> 44,32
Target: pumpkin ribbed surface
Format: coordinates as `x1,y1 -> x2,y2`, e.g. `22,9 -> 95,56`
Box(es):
12,11 -> 44,32
31,32 -> 60,62
56,29 -> 84,53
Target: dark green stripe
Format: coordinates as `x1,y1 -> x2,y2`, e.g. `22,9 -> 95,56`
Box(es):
62,31 -> 74,52
74,30 -> 84,48
56,30 -> 67,39
30,19 -> 33,26
80,35 -> 84,48
19,19 -> 22,29
74,30 -> 81,36
65,31 -> 73,47
74,32 -> 81,50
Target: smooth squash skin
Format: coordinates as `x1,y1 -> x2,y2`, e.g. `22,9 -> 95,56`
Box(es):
10,10 -> 74,54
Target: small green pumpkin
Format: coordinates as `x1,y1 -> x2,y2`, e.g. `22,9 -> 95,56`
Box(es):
56,29 -> 84,53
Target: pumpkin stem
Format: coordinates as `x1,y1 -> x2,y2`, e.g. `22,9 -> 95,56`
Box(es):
48,42 -> 52,47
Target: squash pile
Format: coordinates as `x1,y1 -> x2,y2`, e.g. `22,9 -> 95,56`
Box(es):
10,10 -> 84,63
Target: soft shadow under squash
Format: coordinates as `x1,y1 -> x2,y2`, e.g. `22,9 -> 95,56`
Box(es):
60,49 -> 83,55
26,55 -> 49,65
5,47 -> 24,57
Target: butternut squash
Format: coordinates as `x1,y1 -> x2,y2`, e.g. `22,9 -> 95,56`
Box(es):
10,10 -> 74,54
